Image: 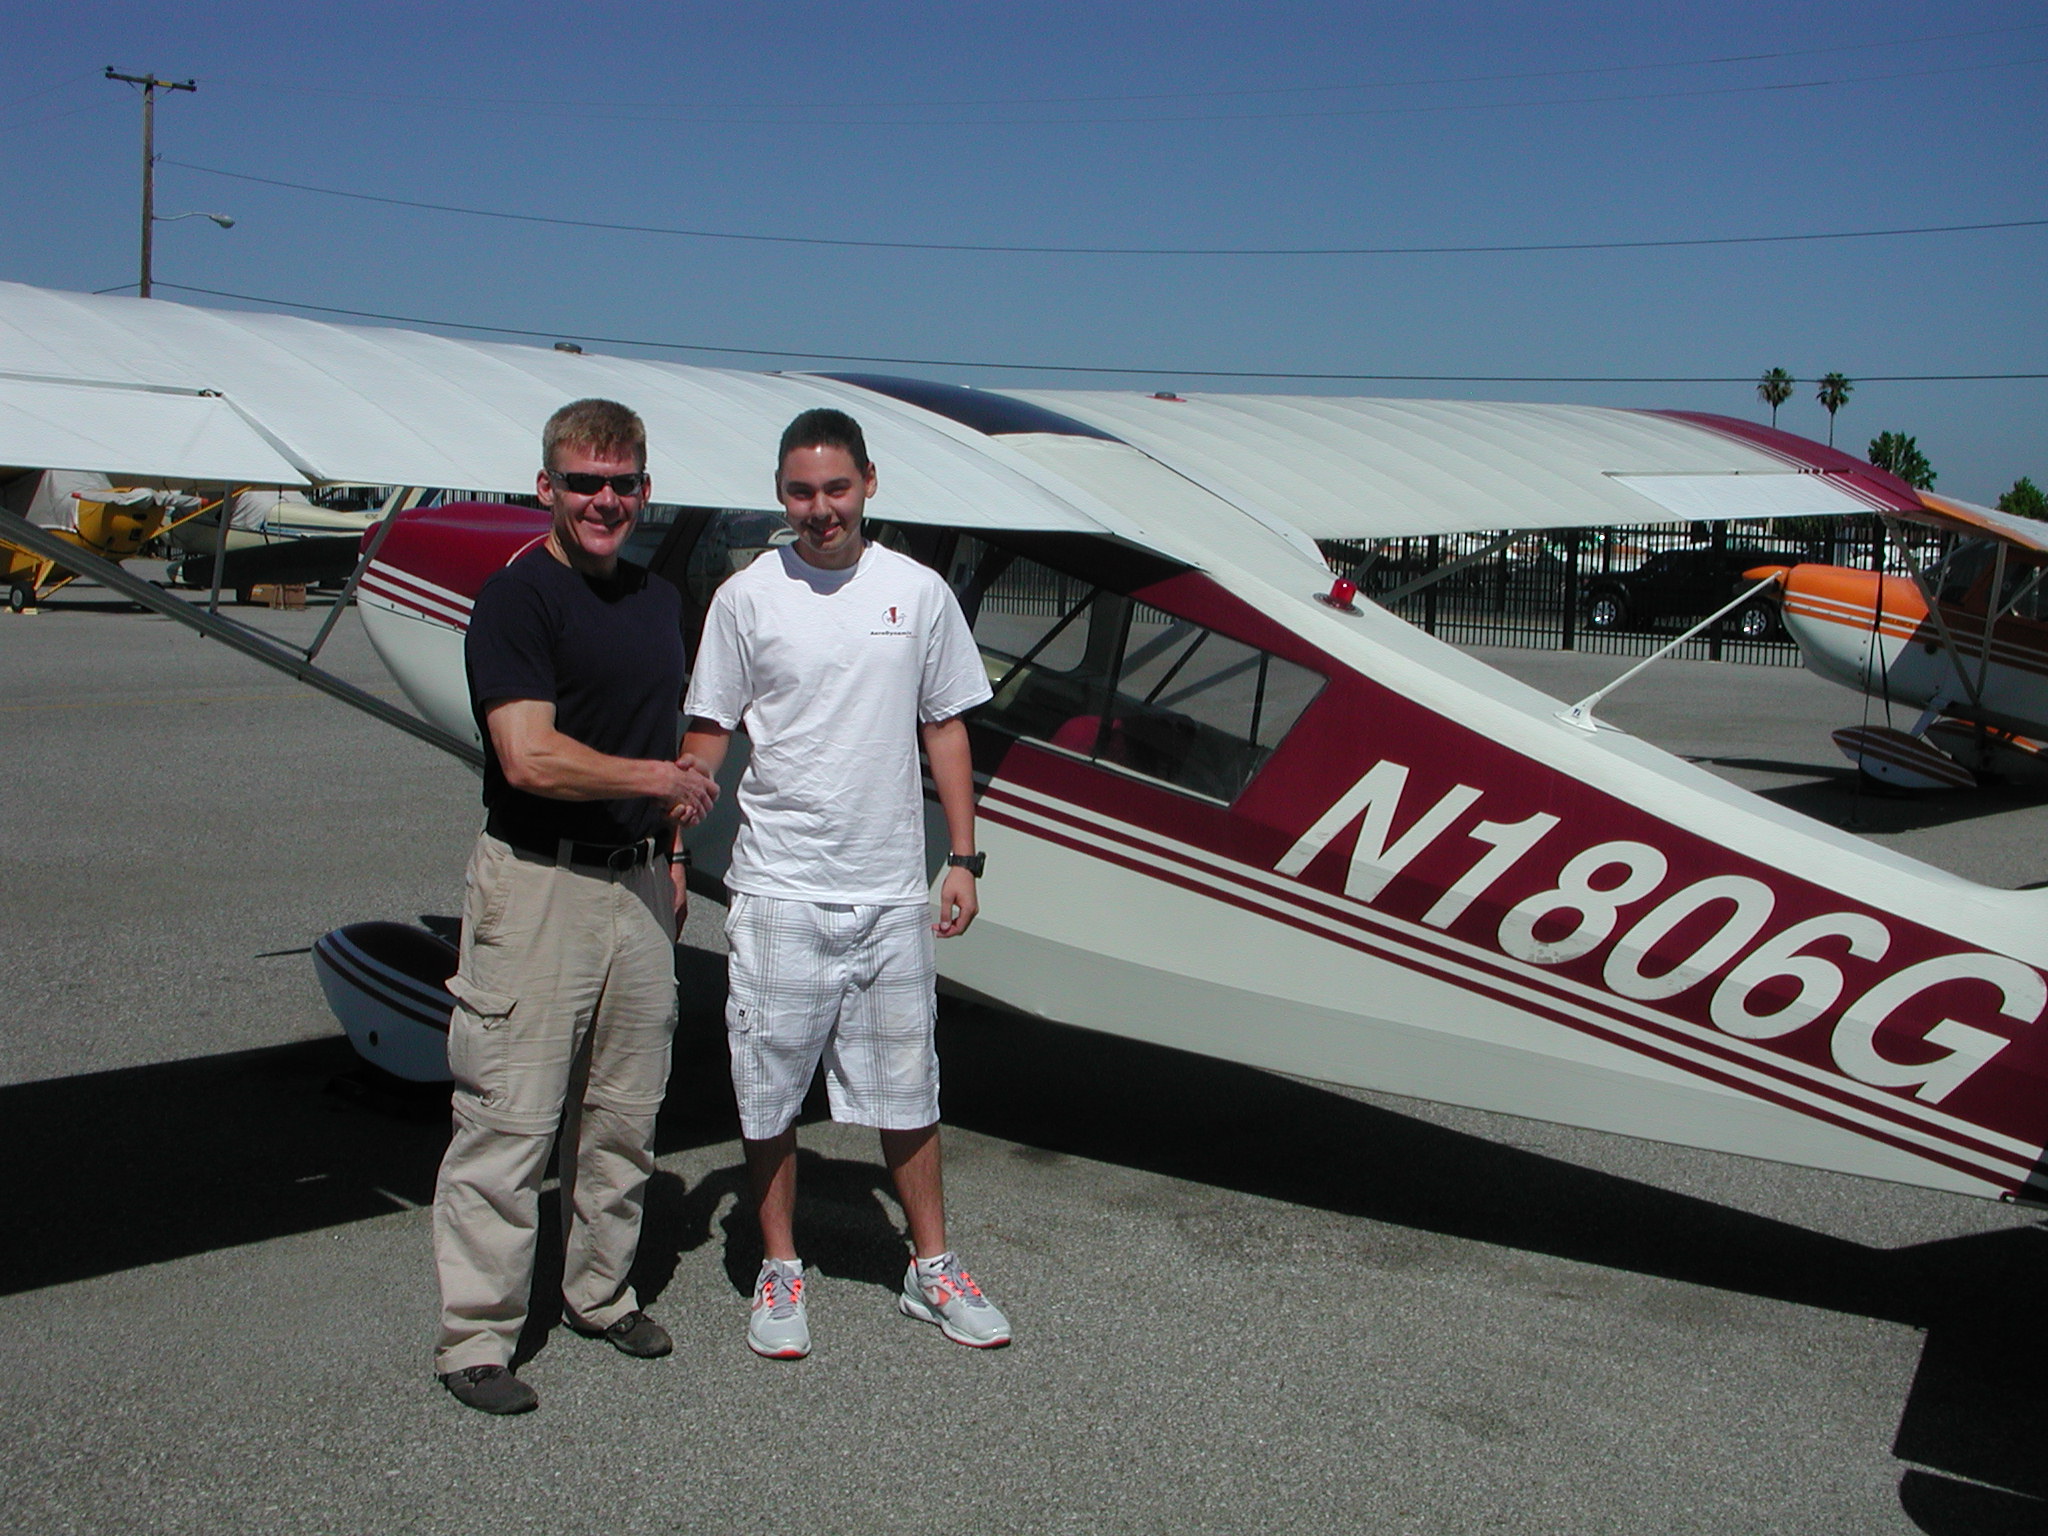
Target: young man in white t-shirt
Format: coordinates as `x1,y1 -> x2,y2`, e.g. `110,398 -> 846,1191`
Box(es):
682,408 -> 1010,1358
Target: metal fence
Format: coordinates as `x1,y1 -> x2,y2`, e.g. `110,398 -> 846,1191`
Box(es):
1321,515 -> 1933,666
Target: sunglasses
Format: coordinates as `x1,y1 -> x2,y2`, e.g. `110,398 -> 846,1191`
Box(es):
548,469 -> 646,496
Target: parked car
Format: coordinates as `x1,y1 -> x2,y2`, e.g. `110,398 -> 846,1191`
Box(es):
1581,546 -> 1790,639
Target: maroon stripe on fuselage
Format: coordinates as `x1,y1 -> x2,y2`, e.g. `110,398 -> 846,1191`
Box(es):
986,567 -> 2048,1178
364,502 -> 550,601
975,788 -> 2011,1188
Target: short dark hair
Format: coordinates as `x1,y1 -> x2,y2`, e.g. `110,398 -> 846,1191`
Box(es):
543,398 -> 646,471
777,408 -> 870,476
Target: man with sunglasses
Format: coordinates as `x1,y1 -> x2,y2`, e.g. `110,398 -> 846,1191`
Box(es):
431,397 -> 716,1415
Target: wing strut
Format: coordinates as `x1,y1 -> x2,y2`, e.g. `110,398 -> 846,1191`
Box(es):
1557,572 -> 1784,732
0,508 -> 483,769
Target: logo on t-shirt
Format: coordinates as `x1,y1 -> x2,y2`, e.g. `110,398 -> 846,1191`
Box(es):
870,603 -> 913,637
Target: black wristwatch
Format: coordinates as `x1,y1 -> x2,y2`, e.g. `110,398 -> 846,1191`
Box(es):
946,852 -> 986,877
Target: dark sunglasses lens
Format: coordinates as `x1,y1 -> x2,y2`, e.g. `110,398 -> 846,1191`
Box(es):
556,472 -> 644,495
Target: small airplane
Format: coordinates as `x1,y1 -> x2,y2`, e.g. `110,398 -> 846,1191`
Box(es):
4,279 -> 2044,1214
0,469 -> 212,611
160,487 -> 377,600
1752,494 -> 2048,792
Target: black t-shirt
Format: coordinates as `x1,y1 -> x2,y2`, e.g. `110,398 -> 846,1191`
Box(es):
465,545 -> 685,846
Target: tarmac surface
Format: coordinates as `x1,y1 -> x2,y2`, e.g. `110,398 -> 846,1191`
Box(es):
2,586 -> 2045,1535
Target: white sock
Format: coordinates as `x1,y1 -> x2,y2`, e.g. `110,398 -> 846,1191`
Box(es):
915,1252 -> 955,1276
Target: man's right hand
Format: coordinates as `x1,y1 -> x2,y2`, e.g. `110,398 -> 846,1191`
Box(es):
656,753 -> 719,825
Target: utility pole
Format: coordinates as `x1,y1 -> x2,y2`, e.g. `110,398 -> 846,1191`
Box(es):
105,67 -> 196,298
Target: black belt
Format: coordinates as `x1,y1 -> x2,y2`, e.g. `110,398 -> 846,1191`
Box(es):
488,820 -> 661,873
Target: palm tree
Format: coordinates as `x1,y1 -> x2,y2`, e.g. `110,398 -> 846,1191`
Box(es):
1756,367 -> 1793,428
1816,373 -> 1853,447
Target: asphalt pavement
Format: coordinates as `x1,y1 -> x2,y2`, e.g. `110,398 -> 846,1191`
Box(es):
1,590 -> 2042,1535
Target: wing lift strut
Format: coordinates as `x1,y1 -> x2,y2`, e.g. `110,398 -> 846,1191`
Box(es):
1556,572 -> 1785,732
0,505 -> 484,770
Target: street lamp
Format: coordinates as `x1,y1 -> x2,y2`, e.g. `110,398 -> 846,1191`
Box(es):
139,211 -> 234,297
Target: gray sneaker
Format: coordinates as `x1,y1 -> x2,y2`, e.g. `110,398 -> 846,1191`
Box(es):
899,1254 -> 1011,1348
747,1259 -> 811,1359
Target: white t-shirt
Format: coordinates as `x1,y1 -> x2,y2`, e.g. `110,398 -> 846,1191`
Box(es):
686,541 -> 993,904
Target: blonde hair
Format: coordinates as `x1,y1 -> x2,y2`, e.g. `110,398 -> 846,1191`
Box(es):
542,398 -> 646,471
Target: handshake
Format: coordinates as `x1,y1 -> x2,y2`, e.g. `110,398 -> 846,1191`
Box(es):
657,751 -> 720,827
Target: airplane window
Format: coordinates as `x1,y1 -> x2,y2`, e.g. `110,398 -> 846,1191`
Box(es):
683,508 -> 794,616
948,538 -> 1324,804
1996,562 -> 2048,623
1933,541 -> 1996,607
621,503 -> 682,569
952,536 -> 1095,679
1103,607 -> 1324,800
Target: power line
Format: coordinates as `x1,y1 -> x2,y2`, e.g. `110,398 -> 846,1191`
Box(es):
152,284 -> 2048,383
238,21 -> 2046,116
208,52 -> 2048,129
163,161 -> 2047,257
0,97 -> 122,136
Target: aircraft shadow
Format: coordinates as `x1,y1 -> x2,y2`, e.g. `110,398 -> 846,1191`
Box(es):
1,946 -> 2038,1514
1727,764 -> 2048,839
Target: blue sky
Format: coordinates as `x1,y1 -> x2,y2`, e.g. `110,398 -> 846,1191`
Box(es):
3,1 -> 2041,500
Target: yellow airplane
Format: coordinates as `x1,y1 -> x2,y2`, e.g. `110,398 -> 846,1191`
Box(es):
2,478 -> 217,612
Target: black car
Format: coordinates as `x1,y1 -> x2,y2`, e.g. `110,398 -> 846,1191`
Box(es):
1581,546 -> 1791,639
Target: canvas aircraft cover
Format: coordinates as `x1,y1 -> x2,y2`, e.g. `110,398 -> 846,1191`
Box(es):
0,282 -> 1139,539
1005,391 -> 1924,539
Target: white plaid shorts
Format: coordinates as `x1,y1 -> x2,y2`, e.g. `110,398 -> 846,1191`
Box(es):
723,893 -> 940,1140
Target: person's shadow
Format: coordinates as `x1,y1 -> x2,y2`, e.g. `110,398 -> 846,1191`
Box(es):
513,1127 -> 910,1365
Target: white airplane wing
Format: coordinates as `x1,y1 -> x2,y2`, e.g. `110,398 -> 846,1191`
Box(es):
1006,390 -> 1926,538
0,282 -> 1148,542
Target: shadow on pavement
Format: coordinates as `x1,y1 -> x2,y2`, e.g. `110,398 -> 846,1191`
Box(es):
4,959 -> 2041,1505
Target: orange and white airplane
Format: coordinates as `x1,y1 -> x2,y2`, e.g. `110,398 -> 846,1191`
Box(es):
1759,494 -> 2048,791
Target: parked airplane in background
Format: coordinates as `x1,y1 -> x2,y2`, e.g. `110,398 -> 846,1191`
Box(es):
160,487 -> 377,600
1756,495 -> 2048,792
4,279 -> 2043,1213
0,469 -> 210,611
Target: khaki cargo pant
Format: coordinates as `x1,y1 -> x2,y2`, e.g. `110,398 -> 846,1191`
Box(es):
431,833 -> 678,1374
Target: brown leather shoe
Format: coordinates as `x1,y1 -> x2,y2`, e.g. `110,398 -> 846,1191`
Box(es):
573,1309 -> 672,1358
439,1365 -> 538,1414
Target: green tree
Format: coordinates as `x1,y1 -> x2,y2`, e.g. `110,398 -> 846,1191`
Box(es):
1867,431 -> 1936,489
1756,367 -> 1794,428
1816,372 -> 1853,446
1997,476 -> 2046,520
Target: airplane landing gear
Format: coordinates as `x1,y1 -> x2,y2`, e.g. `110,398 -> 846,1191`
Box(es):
8,581 -> 35,613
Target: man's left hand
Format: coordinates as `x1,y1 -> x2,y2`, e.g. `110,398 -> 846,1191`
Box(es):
933,867 -> 978,937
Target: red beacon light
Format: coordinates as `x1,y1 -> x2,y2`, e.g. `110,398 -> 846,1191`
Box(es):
1318,576 -> 1360,614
